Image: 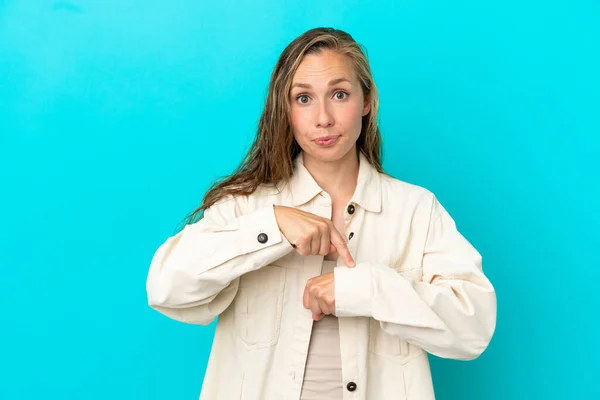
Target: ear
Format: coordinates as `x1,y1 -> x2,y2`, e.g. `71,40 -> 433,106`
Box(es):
362,96 -> 371,116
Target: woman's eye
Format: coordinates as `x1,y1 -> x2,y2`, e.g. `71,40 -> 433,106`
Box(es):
297,95 -> 310,104
334,91 -> 348,100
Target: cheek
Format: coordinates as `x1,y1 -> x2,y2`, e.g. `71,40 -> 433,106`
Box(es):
290,109 -> 309,139
338,102 -> 364,130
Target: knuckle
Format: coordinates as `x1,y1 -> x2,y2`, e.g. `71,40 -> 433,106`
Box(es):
309,286 -> 320,297
335,238 -> 346,246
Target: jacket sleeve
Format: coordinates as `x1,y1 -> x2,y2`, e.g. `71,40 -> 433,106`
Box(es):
334,196 -> 497,360
146,199 -> 294,325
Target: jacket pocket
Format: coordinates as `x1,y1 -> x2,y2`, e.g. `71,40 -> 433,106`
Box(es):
233,265 -> 286,349
368,266 -> 425,365
368,318 -> 410,362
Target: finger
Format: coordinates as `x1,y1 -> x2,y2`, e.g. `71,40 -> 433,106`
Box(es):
319,224 -> 330,256
295,239 -> 308,256
313,312 -> 325,321
303,283 -> 310,309
310,227 -> 320,256
317,297 -> 331,315
309,297 -> 322,317
329,228 -> 356,268
329,243 -> 336,254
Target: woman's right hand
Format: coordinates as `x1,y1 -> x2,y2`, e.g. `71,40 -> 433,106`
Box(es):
273,205 -> 355,268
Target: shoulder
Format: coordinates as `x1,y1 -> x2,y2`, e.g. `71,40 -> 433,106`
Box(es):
380,172 -> 435,203
206,182 -> 283,220
379,173 -> 454,223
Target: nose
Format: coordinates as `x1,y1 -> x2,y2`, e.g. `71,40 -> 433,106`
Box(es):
315,100 -> 334,128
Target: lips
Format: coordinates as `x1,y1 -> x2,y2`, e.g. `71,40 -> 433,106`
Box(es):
314,135 -> 340,146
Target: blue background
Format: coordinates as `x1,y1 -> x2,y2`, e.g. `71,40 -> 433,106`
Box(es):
1,1 -> 599,399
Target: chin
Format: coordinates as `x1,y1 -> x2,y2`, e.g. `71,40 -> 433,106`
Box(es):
308,144 -> 355,162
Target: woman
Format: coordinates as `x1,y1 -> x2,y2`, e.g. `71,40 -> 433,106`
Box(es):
146,27 -> 496,400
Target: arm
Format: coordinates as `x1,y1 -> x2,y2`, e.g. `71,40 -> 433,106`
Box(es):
146,199 -> 294,325
334,196 -> 497,360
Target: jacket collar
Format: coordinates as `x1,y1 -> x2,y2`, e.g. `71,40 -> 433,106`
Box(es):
287,151 -> 382,213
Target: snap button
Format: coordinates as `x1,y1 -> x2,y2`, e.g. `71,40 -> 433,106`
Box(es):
347,204 -> 355,214
257,233 -> 268,244
348,232 -> 354,240
346,381 -> 357,392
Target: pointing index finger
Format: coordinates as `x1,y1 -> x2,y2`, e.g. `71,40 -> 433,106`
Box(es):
329,227 -> 356,268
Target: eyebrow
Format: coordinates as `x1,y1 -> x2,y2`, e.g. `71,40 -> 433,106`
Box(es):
291,77 -> 352,89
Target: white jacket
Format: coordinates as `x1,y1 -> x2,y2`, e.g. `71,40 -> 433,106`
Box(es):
146,152 -> 497,400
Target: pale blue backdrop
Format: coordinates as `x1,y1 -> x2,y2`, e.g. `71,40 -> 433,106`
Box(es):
1,1 -> 599,399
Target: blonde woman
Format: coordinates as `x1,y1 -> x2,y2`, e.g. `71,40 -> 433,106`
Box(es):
146,27 -> 497,400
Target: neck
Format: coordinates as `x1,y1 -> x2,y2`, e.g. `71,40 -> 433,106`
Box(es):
302,147 -> 359,199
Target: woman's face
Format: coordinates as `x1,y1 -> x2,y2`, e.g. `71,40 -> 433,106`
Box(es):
288,50 -> 370,163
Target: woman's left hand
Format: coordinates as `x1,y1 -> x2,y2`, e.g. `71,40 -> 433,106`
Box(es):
303,272 -> 335,321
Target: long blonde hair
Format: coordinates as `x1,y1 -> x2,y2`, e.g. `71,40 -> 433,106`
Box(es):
178,27 -> 383,231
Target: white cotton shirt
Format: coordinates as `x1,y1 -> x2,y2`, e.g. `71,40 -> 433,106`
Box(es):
146,151 -> 497,400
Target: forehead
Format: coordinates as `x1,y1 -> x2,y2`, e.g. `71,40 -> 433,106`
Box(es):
292,50 -> 357,84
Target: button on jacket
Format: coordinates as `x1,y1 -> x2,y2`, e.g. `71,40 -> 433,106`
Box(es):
146,152 -> 497,400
